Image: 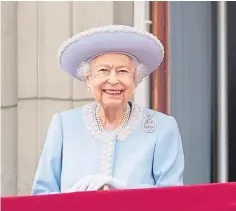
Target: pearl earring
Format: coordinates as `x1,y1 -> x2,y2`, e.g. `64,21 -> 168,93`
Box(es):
87,87 -> 91,92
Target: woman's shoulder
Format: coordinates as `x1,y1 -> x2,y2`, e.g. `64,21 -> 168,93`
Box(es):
54,102 -> 178,129
136,105 -> 181,144
54,103 -> 90,120
134,103 -> 176,122
134,103 -> 179,131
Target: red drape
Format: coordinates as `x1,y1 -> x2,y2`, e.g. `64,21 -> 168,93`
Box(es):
2,183 -> 236,211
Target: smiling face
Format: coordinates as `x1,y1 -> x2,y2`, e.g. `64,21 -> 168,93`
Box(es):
86,53 -> 136,108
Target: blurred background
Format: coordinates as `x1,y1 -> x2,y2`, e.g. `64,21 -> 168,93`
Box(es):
1,1 -> 236,196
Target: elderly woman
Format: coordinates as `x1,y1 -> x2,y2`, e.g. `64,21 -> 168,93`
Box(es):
32,25 -> 184,194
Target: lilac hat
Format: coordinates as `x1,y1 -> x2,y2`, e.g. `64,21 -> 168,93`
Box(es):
57,25 -> 164,81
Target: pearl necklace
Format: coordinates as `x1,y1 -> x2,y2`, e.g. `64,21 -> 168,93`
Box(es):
95,103 -> 131,133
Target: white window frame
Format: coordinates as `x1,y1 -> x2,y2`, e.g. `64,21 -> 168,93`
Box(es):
133,1 -> 152,108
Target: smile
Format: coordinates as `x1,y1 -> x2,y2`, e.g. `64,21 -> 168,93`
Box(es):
103,89 -> 124,95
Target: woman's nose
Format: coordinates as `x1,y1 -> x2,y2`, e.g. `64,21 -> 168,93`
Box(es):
107,70 -> 119,84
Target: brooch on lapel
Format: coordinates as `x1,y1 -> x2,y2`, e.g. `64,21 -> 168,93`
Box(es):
143,111 -> 156,133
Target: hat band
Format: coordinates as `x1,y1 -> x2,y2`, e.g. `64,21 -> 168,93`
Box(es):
85,51 -> 140,63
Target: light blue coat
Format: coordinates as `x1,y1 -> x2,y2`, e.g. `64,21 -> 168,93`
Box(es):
32,102 -> 184,194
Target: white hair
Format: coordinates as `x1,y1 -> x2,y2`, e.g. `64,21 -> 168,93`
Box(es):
76,57 -> 149,85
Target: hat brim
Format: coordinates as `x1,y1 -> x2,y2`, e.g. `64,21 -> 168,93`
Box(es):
58,30 -> 164,80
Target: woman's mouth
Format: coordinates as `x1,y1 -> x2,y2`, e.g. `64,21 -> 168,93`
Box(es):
103,89 -> 124,96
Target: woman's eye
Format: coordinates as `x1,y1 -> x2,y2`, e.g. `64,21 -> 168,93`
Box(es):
98,69 -> 108,72
119,69 -> 129,73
